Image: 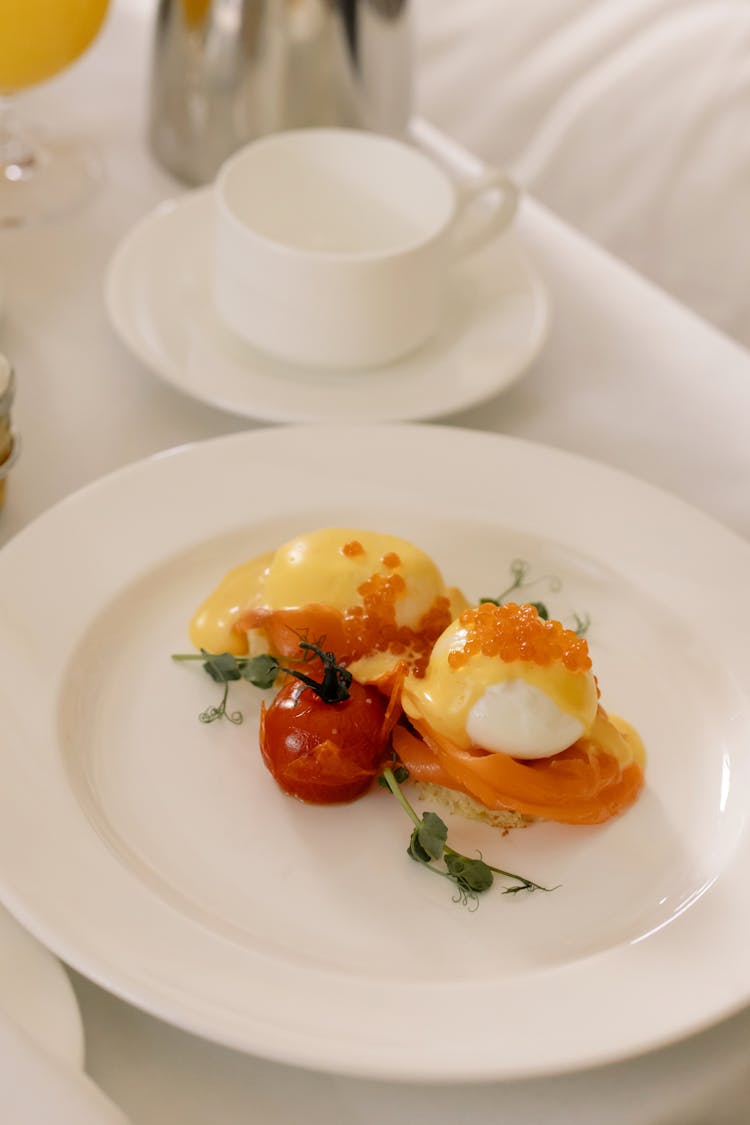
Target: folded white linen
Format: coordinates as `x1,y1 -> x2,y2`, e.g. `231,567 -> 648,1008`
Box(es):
416,0 -> 750,349
0,1008 -> 130,1125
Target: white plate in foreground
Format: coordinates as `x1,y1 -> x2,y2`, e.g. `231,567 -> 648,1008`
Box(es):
105,190 -> 549,424
0,425 -> 748,1083
0,903 -> 83,1068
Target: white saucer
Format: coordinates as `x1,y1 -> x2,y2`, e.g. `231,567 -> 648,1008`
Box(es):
105,189 -> 550,424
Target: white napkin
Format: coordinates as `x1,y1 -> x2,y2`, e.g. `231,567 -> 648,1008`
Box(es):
0,1007 -> 130,1125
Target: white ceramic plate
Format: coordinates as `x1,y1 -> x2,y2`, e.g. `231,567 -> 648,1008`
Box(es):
104,189 -> 549,424
0,424 -> 748,1083
0,903 -> 84,1068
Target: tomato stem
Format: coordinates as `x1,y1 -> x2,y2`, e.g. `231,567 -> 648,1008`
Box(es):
285,641 -> 352,704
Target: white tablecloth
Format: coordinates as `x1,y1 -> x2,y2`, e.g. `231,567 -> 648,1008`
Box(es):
1,2 -> 750,1122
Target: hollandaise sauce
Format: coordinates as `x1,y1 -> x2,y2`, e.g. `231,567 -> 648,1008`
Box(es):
189,528 -> 466,679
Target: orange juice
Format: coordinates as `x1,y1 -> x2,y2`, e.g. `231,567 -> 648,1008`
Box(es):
181,0 -> 211,28
0,0 -> 109,93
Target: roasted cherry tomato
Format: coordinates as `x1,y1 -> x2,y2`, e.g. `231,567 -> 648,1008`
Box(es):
259,677 -> 389,804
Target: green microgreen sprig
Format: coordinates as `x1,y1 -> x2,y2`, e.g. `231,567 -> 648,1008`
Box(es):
480,558 -> 590,637
570,612 -> 591,638
378,765 -> 555,909
171,641 -> 351,723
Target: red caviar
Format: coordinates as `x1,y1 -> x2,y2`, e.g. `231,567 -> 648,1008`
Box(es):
448,602 -> 591,673
341,540 -> 365,557
340,572 -> 451,676
240,569 -> 453,677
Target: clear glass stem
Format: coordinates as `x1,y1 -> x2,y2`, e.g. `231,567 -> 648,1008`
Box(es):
0,95 -> 43,182
0,92 -> 100,227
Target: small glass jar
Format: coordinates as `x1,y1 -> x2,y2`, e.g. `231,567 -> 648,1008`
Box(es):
0,354 -> 20,509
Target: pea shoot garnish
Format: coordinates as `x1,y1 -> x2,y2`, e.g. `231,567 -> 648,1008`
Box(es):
378,765 -> 555,909
481,558 -> 591,637
171,640 -> 351,723
570,612 -> 591,638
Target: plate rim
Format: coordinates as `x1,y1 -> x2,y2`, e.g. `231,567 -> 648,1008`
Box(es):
104,188 -> 551,425
1,423 -> 749,1083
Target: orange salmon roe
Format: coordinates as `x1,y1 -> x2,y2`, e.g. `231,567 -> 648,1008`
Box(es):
340,571 -> 453,677
341,540 -> 365,557
381,552 -> 401,569
448,602 -> 591,673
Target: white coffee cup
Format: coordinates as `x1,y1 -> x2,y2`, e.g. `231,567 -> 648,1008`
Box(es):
213,128 -> 518,371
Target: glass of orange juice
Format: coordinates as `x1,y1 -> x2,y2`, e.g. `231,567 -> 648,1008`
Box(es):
0,0 -> 110,227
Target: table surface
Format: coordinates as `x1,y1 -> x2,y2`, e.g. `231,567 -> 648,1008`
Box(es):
2,3 -> 750,1123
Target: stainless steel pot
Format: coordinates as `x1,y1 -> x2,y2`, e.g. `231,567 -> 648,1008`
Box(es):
148,0 -> 413,185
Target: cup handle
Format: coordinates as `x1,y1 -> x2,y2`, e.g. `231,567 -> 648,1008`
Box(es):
451,170 -> 519,260
407,117 -> 520,260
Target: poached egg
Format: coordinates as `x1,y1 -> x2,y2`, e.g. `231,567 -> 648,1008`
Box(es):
402,602 -> 599,759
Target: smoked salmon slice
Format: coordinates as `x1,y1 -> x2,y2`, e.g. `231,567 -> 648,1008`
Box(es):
393,709 -> 644,826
